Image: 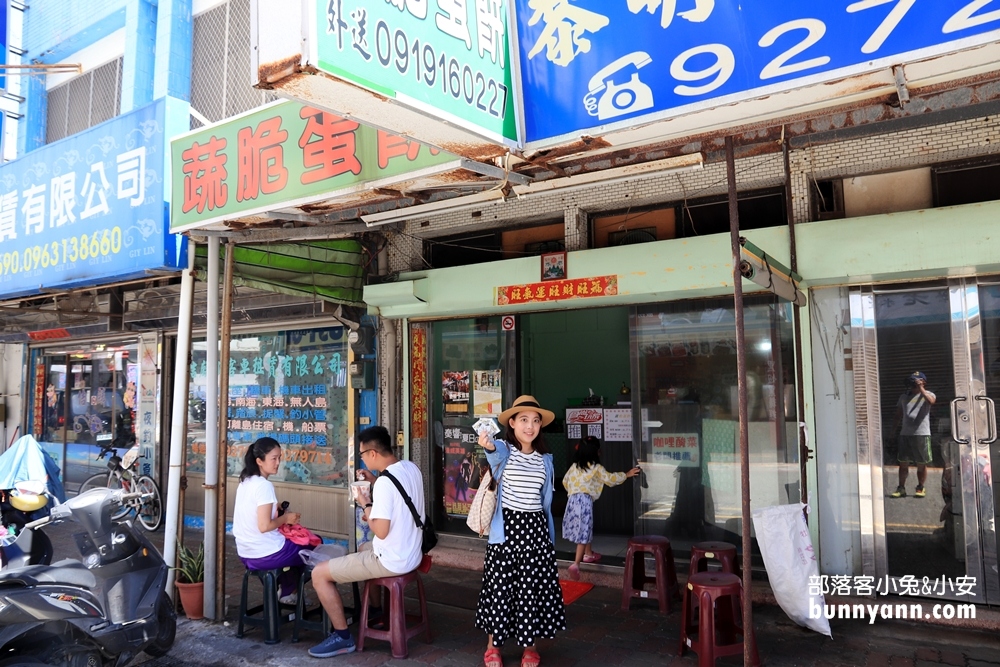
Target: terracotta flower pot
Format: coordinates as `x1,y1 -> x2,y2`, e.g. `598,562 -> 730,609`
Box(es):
175,581 -> 204,620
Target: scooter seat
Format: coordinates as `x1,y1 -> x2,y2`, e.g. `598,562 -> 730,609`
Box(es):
0,559 -> 96,589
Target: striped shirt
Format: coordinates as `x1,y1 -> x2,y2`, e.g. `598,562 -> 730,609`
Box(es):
500,448 -> 546,512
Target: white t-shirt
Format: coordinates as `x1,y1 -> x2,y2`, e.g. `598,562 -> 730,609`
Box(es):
370,460 -> 424,575
233,475 -> 286,559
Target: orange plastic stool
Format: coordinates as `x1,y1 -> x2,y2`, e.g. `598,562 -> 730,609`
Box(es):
678,572 -> 760,667
356,570 -> 432,659
620,535 -> 678,614
688,541 -> 738,576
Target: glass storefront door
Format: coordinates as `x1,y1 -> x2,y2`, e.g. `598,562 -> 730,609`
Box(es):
28,343 -> 139,493
631,294 -> 800,562
852,280 -> 1000,603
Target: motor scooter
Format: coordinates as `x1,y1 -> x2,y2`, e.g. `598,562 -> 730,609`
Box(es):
0,487 -> 175,666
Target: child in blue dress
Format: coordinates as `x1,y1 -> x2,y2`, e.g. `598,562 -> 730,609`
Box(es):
562,436 -> 641,580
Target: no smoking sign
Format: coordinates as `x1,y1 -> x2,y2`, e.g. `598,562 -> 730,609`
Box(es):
501,315 -> 515,331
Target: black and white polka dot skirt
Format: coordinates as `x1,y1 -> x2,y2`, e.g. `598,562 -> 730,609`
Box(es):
475,508 -> 567,647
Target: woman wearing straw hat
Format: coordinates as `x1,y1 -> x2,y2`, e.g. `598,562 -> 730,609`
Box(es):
475,395 -> 566,667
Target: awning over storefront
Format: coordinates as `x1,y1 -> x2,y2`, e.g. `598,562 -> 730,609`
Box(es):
194,239 -> 364,306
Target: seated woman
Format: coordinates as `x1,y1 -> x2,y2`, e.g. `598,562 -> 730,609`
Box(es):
233,436 -> 307,604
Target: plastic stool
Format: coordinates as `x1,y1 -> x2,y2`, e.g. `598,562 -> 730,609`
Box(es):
292,569 -> 363,642
688,541 -> 739,576
678,572 -> 760,667
357,570 -> 432,659
621,535 -> 678,614
236,567 -> 300,644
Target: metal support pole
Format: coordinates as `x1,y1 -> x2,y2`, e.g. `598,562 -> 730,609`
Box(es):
784,136 -> 811,506
164,243 -> 196,597
215,242 -> 235,621
203,236 -> 220,619
726,136 -> 755,665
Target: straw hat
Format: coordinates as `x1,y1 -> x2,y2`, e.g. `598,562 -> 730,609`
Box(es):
499,395 -> 555,428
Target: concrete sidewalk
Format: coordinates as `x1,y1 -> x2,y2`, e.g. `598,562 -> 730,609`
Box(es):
44,523 -> 1000,666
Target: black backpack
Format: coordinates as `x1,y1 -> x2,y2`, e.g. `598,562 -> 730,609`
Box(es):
377,470 -> 438,554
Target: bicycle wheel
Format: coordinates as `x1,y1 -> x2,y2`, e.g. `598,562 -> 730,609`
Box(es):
79,473 -> 110,494
134,475 -> 163,531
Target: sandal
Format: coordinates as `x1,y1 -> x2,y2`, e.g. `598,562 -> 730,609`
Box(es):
521,648 -> 540,667
484,647 -> 502,667
582,552 -> 602,563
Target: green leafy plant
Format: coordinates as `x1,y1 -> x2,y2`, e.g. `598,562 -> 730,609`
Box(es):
175,544 -> 204,584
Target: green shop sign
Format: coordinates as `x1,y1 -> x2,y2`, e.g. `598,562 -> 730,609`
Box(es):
317,0 -> 517,144
170,100 -> 458,232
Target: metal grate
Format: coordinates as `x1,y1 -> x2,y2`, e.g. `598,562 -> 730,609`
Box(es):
191,0 -> 270,129
46,57 -> 122,144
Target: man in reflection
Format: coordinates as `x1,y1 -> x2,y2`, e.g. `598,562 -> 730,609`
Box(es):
890,371 -> 936,499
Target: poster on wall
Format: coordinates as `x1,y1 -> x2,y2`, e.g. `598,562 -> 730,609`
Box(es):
442,370 -> 470,413
443,421 -> 488,517
473,370 -> 502,417
603,408 -> 632,441
652,432 -> 700,466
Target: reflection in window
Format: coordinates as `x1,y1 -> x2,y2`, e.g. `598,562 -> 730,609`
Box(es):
633,295 -> 798,559
186,327 -> 350,488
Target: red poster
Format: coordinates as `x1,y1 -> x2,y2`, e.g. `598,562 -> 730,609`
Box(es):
496,275 -> 617,306
410,326 -> 428,440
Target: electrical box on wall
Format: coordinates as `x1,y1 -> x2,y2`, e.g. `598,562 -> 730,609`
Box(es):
350,361 -> 374,389
348,326 -> 375,355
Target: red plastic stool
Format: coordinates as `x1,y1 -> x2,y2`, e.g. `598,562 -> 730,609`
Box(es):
357,570 -> 432,659
621,535 -> 678,614
688,541 -> 739,576
678,572 -> 760,667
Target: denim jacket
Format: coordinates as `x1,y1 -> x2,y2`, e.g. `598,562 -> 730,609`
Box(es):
484,439 -> 556,545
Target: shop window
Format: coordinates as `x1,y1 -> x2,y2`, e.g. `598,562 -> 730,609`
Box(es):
933,158 -> 1000,208
422,317 -> 506,532
810,179 -> 845,221
185,326 -> 350,488
680,188 -> 786,236
592,207 -> 676,248
633,294 -> 798,562
842,168 -> 932,218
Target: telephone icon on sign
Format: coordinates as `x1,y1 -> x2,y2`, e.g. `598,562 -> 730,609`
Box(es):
583,52 -> 654,121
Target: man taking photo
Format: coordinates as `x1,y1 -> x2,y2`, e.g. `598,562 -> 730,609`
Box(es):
309,426 -> 425,658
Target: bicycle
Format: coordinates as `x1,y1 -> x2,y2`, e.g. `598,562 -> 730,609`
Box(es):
79,443 -> 163,531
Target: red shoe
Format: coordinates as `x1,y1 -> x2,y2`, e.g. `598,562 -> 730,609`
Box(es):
582,552 -> 602,563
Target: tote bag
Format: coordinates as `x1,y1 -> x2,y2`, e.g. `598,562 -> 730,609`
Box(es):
466,467 -> 498,537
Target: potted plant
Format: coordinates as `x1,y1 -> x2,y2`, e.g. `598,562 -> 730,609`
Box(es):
174,544 -> 205,620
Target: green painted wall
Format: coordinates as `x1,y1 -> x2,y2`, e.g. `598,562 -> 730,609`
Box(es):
367,199 -> 1000,320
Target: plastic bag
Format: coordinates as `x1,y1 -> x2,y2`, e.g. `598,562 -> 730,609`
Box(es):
750,503 -> 832,637
298,543 -> 347,569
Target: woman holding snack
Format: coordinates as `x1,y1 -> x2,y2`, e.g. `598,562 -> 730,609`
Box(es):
475,395 -> 566,667
233,436 -> 308,605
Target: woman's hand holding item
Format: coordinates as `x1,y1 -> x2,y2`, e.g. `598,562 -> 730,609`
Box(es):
478,431 -> 496,451
284,511 -> 301,525
626,467 -> 641,478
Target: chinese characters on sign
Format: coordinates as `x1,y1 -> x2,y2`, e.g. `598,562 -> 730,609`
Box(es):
0,99 -> 178,299
186,328 -> 350,487
171,100 -> 457,232
513,0 -> 1000,144
317,0 -> 517,142
410,325 -> 429,441
496,275 -> 617,306
652,432 -> 699,466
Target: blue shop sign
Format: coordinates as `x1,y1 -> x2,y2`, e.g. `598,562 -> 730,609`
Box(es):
513,1 -> 1000,144
0,98 -> 184,299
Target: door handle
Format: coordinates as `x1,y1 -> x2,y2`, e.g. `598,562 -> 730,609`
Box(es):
952,397 -> 971,444
976,395 -> 998,444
